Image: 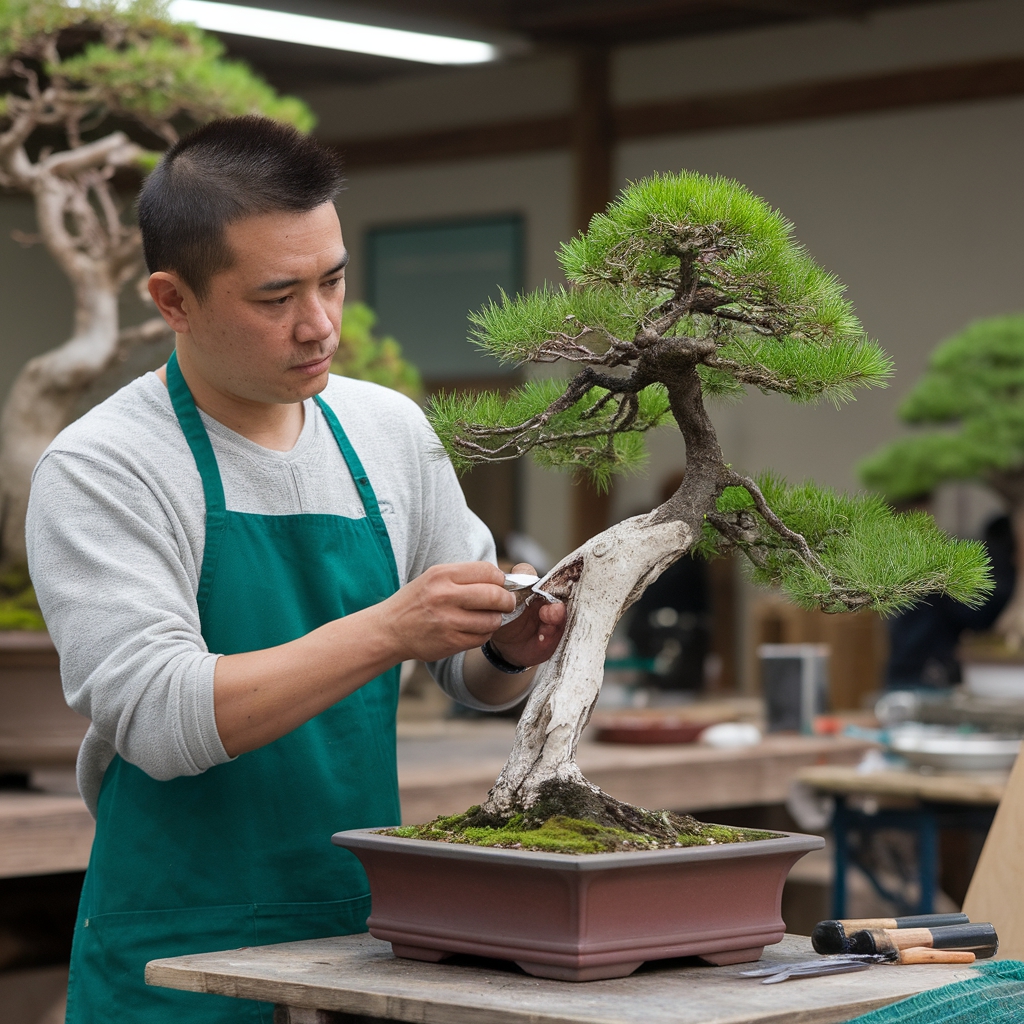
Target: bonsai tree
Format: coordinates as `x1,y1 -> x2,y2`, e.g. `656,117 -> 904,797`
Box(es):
0,0 -> 312,567
859,315 -> 1024,648
426,171 -> 991,843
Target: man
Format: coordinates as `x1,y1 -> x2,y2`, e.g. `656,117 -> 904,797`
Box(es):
26,116 -> 564,1023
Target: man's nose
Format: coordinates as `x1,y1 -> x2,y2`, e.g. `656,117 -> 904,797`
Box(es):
294,293 -> 335,343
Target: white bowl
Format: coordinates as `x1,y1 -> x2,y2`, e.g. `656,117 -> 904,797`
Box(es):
888,726 -> 1020,772
964,663 -> 1024,699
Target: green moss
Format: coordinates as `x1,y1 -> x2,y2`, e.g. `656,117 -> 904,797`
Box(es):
382,813 -> 781,855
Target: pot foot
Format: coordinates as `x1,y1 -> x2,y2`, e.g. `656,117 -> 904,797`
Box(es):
514,960 -> 644,981
699,946 -> 764,966
391,944 -> 454,963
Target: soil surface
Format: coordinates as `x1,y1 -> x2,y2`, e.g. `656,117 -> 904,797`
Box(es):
384,809 -> 781,854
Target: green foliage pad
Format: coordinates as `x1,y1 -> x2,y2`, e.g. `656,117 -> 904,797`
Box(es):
860,315 -> 1024,500
699,474 -> 993,614
384,810 -> 780,855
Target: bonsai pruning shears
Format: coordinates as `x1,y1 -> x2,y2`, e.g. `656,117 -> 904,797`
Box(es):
741,945 -> 978,984
501,572 -> 558,625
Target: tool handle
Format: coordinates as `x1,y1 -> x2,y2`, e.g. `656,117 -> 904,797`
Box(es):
890,928 -> 933,949
898,947 -> 976,965
832,914 -> 968,931
888,923 -> 998,956
928,923 -> 998,955
893,914 -> 970,929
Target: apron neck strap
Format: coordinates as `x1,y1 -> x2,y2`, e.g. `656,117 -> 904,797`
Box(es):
314,394 -> 399,590
166,350 -> 227,514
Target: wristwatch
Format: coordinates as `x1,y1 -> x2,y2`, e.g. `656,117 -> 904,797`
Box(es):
480,639 -> 529,674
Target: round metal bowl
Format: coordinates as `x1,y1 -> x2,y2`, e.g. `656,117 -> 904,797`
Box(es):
888,726 -> 1020,772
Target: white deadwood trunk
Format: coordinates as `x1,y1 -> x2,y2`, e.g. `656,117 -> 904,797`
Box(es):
0,308 -> 171,563
483,512 -> 693,817
0,129 -> 172,564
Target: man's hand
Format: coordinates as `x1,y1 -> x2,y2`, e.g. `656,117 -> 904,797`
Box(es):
375,561 -> 516,664
488,562 -> 566,668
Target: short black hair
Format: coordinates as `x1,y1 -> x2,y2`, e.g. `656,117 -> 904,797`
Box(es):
138,116 -> 344,300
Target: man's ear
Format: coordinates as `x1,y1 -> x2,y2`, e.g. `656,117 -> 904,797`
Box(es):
148,272 -> 194,334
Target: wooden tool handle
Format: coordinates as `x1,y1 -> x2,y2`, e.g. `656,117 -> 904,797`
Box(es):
898,947 -> 976,965
890,928 -> 933,949
837,918 -> 898,930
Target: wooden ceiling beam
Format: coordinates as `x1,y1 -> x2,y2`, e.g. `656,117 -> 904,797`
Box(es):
333,55 -> 1024,172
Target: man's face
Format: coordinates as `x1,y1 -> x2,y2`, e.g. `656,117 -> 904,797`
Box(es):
181,202 -> 347,404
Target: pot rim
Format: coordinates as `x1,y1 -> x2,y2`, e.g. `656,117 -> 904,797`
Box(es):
332,826 -> 823,871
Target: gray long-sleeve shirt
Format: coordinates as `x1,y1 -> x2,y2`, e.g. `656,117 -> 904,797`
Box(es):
26,371 -> 502,815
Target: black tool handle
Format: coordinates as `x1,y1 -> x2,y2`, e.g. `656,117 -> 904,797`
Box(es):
893,913 -> 969,929
929,922 -> 998,957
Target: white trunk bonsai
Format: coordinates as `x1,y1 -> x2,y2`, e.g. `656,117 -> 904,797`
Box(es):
426,171 -> 992,842
0,0 -> 311,568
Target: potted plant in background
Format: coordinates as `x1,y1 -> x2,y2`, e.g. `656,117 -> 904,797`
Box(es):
0,0 -> 313,779
333,170 -> 992,980
860,315 -> 1024,695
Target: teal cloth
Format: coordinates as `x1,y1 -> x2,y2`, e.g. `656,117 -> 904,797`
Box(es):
844,961 -> 1024,1024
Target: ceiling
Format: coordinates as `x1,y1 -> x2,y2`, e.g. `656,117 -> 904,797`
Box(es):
212,0 -> 961,89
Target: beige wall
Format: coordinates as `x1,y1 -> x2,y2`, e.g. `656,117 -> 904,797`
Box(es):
1,0 -> 1021,564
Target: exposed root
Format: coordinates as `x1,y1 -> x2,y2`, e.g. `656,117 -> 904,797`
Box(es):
385,780 -> 782,854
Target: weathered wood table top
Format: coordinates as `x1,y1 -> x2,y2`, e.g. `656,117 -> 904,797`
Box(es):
797,764 -> 1008,805
397,720 -> 872,823
147,931 -> 976,1024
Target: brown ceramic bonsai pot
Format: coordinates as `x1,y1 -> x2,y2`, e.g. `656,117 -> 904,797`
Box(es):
332,827 -> 823,981
0,631 -> 87,772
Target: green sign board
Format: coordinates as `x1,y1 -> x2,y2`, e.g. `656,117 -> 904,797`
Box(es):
366,215 -> 523,380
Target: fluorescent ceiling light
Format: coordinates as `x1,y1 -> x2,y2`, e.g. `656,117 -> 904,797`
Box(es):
167,0 -> 498,64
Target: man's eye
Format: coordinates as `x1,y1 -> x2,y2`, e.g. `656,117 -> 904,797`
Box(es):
323,277 -> 343,288
265,295 -> 290,305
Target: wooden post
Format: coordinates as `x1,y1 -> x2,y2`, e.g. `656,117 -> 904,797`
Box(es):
570,44 -> 614,550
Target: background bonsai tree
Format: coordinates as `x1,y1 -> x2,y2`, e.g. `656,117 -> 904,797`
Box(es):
428,171 -> 991,841
0,0 -> 311,568
331,301 -> 422,401
859,314 -> 1024,649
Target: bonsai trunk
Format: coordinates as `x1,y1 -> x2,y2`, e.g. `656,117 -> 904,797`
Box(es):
478,361 -> 725,829
481,513 -> 693,824
0,283 -> 170,564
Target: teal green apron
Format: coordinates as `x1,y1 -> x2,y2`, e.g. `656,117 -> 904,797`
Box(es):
65,352 -> 402,1023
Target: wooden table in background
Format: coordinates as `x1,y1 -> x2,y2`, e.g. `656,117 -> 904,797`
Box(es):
0,725 -> 873,878
397,722 -> 872,824
146,931 -> 976,1024
797,764 -> 1007,917
0,792 -> 95,878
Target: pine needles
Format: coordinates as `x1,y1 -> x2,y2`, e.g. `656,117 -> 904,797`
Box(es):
860,315 -> 1024,499
699,474 -> 993,613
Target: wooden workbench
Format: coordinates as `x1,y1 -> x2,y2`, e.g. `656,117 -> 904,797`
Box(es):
397,721 -> 871,823
146,931 -> 976,1024
796,764 -> 1008,805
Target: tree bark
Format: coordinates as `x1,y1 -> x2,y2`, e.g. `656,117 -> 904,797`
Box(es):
0,306 -> 171,564
482,513 -> 692,820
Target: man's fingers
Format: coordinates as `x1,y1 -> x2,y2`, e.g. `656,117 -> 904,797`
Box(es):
538,601 -> 566,624
510,562 -> 537,576
435,561 -> 506,585
447,582 -> 515,613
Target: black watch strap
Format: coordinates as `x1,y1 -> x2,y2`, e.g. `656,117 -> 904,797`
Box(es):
481,640 -> 529,674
